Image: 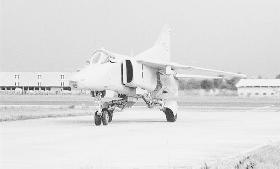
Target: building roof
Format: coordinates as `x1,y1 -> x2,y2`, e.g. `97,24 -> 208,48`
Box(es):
236,79 -> 280,87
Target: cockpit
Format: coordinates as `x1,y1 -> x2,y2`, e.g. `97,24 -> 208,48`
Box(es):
89,50 -> 116,64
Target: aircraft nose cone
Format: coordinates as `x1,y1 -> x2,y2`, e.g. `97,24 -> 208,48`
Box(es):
69,64 -> 115,90
69,67 -> 95,89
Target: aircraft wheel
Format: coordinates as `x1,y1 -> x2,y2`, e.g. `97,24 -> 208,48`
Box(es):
101,108 -> 110,125
164,108 -> 177,122
108,111 -> 113,123
94,111 -> 102,126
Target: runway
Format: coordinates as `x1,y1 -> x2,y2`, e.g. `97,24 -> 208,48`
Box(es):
1,105 -> 280,169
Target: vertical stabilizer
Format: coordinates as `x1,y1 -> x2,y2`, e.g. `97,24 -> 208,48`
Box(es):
154,25 -> 171,56
136,25 -> 171,62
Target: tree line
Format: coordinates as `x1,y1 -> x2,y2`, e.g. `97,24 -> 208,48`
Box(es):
178,74 -> 280,91
178,77 -> 241,91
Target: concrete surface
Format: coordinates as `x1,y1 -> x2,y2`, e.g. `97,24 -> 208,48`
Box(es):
1,105 -> 280,169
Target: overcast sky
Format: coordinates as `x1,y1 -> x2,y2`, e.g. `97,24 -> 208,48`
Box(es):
0,0 -> 279,78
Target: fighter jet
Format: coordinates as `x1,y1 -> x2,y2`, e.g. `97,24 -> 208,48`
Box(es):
70,26 -> 246,126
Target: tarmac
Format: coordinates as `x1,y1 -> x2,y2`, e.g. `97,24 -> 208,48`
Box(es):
1,100 -> 280,169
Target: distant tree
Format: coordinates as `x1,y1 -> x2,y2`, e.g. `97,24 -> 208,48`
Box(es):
178,79 -> 201,90
178,79 -> 188,90
220,82 -> 232,90
179,77 -> 241,91
225,77 -> 241,90
276,74 -> 280,79
188,79 -> 202,89
201,80 -> 214,91
258,75 -> 262,79
213,78 -> 224,89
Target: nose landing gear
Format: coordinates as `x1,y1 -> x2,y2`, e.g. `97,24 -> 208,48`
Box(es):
94,108 -> 112,126
101,109 -> 109,125
94,111 -> 102,126
94,93 -> 129,126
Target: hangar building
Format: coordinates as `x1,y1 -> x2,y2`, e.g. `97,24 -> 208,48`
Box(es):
0,72 -> 84,94
236,79 -> 280,97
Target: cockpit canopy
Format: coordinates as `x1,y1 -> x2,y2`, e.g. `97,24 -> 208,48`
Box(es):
89,50 -> 115,64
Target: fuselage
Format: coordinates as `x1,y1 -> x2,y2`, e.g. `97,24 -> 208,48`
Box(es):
70,49 -> 159,96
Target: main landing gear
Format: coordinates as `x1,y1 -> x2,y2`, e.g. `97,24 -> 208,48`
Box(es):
142,94 -> 178,122
163,107 -> 177,122
161,100 -> 178,122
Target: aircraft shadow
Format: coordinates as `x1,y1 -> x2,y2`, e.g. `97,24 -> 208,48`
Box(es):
54,118 -> 94,126
55,118 -> 166,126
111,119 -> 166,124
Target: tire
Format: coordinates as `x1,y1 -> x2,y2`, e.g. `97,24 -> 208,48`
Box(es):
101,108 -> 109,125
164,108 -> 177,122
108,111 -> 113,123
94,111 -> 102,126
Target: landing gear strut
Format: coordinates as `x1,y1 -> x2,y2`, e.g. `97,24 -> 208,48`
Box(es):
142,94 -> 178,123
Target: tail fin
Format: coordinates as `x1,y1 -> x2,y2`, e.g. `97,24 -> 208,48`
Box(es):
155,25 -> 171,51
136,25 -> 171,62
154,25 -> 171,61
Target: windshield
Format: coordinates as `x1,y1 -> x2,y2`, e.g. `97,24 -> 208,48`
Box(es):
89,50 -> 114,64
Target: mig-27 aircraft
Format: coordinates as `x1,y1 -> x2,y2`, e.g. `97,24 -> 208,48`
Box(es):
70,26 -> 246,126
